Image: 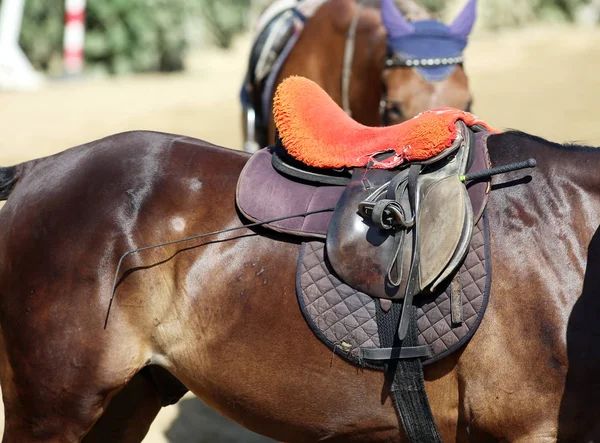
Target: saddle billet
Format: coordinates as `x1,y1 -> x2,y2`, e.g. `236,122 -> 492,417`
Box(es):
326,121 -> 474,300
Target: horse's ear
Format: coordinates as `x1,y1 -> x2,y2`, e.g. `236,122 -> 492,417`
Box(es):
449,0 -> 477,39
381,0 -> 414,38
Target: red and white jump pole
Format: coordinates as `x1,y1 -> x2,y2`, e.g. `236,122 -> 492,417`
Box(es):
63,0 -> 86,75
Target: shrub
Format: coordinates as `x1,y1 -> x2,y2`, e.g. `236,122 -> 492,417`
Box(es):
3,0 -> 190,74
196,0 -> 253,49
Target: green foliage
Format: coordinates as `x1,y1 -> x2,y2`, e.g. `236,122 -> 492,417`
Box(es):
17,0 -> 64,72
84,0 -> 188,73
418,0 -> 447,16
196,0 -> 252,49
4,0 -> 591,74
2,0 -> 190,74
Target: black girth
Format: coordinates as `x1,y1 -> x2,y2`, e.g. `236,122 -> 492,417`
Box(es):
376,301 -> 443,443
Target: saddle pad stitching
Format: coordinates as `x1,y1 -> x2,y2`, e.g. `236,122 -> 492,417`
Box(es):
417,230 -> 486,354
302,252 -> 380,347
421,212 -> 491,365
296,243 -> 384,370
304,244 -> 380,346
301,245 -> 379,347
296,212 -> 491,367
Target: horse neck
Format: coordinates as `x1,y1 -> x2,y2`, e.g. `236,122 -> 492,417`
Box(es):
342,2 -> 434,126
345,6 -> 388,126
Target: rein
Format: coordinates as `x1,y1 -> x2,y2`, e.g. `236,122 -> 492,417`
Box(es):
104,156 -> 536,329
104,207 -> 335,328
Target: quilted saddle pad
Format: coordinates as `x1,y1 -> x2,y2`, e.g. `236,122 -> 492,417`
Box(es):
297,214 -> 491,367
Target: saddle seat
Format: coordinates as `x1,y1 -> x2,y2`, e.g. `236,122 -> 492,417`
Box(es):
274,76 -> 495,170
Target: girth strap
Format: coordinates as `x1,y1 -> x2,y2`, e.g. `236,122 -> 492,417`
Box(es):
376,301 -> 443,443
360,344 -> 432,360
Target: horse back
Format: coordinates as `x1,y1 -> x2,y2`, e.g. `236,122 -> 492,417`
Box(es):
0,131 -> 250,337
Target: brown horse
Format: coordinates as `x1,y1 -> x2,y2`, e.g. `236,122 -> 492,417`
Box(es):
0,127 -> 599,442
242,0 -> 476,149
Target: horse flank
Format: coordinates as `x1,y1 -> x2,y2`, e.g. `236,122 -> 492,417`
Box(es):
0,166 -> 17,201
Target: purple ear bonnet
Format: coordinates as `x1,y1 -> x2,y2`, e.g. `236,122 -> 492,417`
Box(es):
381,0 -> 477,81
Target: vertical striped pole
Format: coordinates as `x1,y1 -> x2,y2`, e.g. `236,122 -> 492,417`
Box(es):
63,0 -> 86,75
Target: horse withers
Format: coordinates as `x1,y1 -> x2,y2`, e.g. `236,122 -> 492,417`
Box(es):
242,0 -> 476,151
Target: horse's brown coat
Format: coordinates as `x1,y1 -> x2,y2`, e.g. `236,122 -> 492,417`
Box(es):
0,131 -> 599,442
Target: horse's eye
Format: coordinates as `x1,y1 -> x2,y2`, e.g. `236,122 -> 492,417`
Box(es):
386,103 -> 404,122
465,99 -> 473,113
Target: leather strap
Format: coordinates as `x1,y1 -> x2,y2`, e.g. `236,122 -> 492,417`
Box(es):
341,1 -> 363,115
360,345 -> 432,361
390,307 -> 443,443
271,145 -> 351,186
375,301 -> 443,443
397,165 -> 423,340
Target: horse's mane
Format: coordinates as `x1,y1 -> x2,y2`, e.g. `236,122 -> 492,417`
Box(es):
502,130 -> 598,153
0,166 -> 17,201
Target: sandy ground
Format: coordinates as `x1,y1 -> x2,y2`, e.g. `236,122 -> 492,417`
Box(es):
0,25 -> 600,442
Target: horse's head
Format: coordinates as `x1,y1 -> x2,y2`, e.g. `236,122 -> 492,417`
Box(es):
380,0 -> 476,124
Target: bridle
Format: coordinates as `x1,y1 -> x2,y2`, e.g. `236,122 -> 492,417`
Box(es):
379,51 -> 465,125
341,3 -> 467,125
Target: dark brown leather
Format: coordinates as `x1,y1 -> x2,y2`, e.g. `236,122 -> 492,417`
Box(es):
326,168 -> 406,298
467,131 -> 492,223
326,122 -> 489,300
359,345 -> 433,361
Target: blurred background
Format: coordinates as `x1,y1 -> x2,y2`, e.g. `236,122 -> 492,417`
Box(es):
0,0 -> 599,441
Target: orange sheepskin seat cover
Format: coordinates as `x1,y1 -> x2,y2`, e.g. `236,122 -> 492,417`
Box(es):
273,76 -> 498,169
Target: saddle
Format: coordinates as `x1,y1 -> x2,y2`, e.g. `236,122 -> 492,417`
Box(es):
238,76 -> 497,340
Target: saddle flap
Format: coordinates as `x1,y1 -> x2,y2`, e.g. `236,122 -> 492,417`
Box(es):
326,169 -> 404,299
325,122 -> 477,300
236,149 -> 343,238
418,175 -> 469,289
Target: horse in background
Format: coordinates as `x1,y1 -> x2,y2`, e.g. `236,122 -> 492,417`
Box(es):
241,0 -> 477,151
